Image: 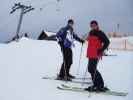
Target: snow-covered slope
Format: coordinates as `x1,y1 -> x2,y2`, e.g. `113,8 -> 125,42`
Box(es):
0,37 -> 133,100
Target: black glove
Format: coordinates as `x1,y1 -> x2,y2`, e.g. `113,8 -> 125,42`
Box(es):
80,39 -> 85,44
97,49 -> 103,55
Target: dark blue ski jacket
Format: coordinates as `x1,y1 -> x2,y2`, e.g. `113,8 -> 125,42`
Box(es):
56,25 -> 83,48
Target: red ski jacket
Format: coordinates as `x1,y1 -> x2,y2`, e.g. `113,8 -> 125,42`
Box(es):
87,36 -> 102,59
86,30 -> 110,59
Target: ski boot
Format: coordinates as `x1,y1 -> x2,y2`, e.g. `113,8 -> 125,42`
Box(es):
85,86 -> 109,92
57,75 -> 72,81
68,74 -> 75,79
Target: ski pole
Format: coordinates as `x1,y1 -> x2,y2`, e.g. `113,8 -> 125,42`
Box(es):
81,65 -> 88,86
76,43 -> 84,75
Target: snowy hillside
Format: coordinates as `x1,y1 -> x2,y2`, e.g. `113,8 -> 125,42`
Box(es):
0,37 -> 133,100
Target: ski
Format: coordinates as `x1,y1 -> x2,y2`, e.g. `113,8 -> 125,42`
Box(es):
57,84 -> 128,97
103,54 -> 117,56
42,76 -> 91,80
42,76 -> 92,85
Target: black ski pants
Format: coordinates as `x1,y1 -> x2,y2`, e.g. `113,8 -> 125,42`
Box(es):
59,43 -> 73,77
88,58 -> 104,88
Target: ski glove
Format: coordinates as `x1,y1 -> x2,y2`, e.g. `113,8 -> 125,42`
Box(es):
97,49 -> 103,55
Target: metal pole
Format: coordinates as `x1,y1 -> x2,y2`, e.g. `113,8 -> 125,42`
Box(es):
10,3 -> 34,41
16,7 -> 24,39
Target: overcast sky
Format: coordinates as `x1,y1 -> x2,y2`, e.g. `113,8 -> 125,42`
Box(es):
0,0 -> 133,42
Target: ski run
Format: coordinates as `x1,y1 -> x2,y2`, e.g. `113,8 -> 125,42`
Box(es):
0,37 -> 132,100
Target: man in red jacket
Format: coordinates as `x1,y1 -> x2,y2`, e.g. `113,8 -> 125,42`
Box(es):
85,20 -> 110,92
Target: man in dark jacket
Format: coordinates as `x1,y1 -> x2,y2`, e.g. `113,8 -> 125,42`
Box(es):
85,20 -> 110,92
56,19 -> 84,81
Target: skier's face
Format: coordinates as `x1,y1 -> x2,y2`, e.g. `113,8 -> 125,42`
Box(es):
90,23 -> 99,30
68,23 -> 74,28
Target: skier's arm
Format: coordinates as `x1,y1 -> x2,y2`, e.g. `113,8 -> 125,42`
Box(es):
99,31 -> 110,52
56,28 -> 64,42
73,33 -> 84,44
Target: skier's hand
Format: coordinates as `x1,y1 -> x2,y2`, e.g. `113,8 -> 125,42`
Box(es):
81,39 -> 85,44
97,49 -> 103,55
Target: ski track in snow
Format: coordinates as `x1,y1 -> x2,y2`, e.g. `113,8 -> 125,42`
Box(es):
0,37 -> 133,100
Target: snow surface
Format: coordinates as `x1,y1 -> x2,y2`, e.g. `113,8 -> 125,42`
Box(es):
0,37 -> 133,100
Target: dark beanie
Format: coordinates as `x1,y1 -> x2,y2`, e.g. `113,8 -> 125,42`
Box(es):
68,19 -> 74,24
90,20 -> 98,25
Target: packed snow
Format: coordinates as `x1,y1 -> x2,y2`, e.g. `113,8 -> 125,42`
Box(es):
0,37 -> 133,100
